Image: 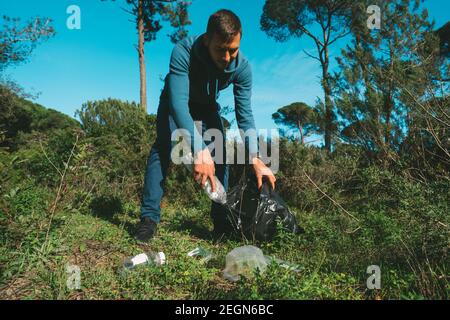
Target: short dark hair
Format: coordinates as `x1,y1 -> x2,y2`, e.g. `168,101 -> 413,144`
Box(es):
206,9 -> 242,42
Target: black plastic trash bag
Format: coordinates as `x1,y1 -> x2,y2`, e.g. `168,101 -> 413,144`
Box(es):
225,169 -> 303,242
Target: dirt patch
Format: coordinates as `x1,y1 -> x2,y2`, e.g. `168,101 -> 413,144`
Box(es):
0,274 -> 35,300
68,239 -> 123,270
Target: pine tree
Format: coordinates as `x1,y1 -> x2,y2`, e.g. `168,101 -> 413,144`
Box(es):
260,0 -> 354,151
103,0 -> 191,112
334,0 -> 437,162
272,102 -> 319,144
0,15 -> 55,72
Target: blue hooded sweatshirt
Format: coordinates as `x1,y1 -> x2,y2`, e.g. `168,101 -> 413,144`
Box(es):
161,34 -> 258,157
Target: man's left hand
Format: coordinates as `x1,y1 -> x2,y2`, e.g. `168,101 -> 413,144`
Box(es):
252,157 -> 276,190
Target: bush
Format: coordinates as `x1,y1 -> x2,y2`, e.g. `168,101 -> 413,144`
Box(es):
2,94 -> 449,299
75,98 -> 155,152
0,86 -> 79,150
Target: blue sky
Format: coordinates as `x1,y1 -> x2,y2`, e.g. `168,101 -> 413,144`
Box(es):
1,0 -> 449,144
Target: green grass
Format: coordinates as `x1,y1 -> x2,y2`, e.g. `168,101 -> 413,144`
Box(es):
1,197 -> 371,300
0,175 -> 448,300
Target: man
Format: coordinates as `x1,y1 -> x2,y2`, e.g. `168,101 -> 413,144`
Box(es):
135,9 -> 276,242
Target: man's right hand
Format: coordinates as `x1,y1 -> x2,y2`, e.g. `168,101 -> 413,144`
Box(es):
193,148 -> 216,192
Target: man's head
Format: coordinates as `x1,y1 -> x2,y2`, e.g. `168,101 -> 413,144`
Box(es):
203,9 -> 242,70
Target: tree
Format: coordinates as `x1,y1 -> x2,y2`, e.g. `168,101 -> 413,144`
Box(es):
434,21 -> 450,82
75,98 -> 150,139
261,0 -> 354,151
0,85 -> 80,150
103,0 -> 191,112
0,15 -> 55,72
334,0 -> 437,162
436,21 -> 449,59
405,95 -> 450,172
272,102 -> 319,144
404,22 -> 449,171
219,105 -> 235,132
0,15 -> 55,148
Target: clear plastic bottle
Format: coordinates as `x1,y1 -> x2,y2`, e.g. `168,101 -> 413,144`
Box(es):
181,152 -> 227,204
123,251 -> 166,270
187,246 -> 213,263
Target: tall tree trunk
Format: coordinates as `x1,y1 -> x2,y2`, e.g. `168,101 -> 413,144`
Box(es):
355,35 -> 383,151
138,0 -> 147,112
323,45 -> 333,152
384,43 -> 395,149
297,120 -> 304,145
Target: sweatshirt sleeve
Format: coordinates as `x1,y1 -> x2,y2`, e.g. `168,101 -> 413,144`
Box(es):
167,42 -> 206,154
233,62 -> 259,157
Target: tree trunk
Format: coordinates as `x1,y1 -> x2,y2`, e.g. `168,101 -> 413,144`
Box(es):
323,45 -> 332,152
138,0 -> 147,112
298,120 -> 304,145
384,43 -> 395,149
355,35 -> 383,151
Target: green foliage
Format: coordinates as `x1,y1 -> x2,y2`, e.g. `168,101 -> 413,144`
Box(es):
0,183 -> 53,286
222,266 -> 362,300
102,0 -> 192,44
334,0 -> 445,164
261,0 -> 355,151
1,94 -> 448,299
11,129 -> 80,186
272,102 -> 320,143
89,195 -> 123,219
75,98 -> 156,181
0,15 -> 55,71
0,85 -> 79,151
436,22 -> 450,58
76,98 -> 153,145
260,0 -> 353,42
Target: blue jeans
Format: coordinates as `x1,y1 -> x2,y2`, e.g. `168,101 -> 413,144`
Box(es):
140,99 -> 229,226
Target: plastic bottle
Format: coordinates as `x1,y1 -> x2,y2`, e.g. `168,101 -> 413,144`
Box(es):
181,152 -> 227,204
187,246 -> 213,263
123,251 -> 166,270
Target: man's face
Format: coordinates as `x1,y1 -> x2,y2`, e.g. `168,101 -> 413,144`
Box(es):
203,32 -> 241,70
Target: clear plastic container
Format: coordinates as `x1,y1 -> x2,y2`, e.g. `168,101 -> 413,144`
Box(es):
223,245 -> 268,282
